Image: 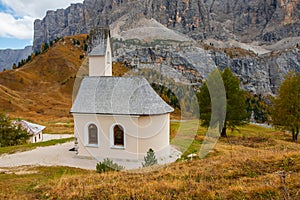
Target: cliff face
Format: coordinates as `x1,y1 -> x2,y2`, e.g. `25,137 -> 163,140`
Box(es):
33,0 -> 137,51
33,0 -> 300,51
33,3 -> 87,52
0,46 -> 32,71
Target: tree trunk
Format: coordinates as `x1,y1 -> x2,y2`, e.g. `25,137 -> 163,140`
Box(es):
292,129 -> 296,142
221,125 -> 227,137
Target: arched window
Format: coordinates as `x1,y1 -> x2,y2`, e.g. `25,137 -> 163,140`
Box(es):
113,124 -> 124,147
88,124 -> 98,145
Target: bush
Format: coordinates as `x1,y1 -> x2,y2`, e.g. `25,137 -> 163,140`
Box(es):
142,148 -> 158,167
96,158 -> 124,173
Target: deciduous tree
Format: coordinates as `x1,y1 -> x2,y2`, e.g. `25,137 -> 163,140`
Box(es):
272,72 -> 300,141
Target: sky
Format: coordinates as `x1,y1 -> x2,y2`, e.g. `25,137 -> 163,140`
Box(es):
0,0 -> 84,49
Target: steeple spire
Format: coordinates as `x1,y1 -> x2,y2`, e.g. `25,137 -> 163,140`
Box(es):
88,27 -> 112,77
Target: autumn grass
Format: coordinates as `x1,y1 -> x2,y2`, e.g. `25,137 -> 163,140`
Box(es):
170,121 -> 281,159
0,137 -> 74,156
42,118 -> 74,134
112,62 -> 130,77
1,123 -> 299,199
0,166 -> 90,200
0,34 -> 88,122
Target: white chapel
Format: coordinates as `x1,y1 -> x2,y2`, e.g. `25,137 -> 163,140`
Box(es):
70,28 -> 176,167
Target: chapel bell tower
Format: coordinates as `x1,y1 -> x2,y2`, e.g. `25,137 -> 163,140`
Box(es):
88,27 -> 112,77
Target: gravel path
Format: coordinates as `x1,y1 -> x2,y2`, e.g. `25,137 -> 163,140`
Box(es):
0,143 -> 181,170
0,142 -> 98,170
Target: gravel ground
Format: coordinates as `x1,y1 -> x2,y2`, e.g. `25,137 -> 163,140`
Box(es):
0,142 -> 98,170
0,142 -> 181,170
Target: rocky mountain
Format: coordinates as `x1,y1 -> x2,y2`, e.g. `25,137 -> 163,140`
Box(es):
32,0 -> 300,94
0,46 -> 32,71
33,0 -> 300,51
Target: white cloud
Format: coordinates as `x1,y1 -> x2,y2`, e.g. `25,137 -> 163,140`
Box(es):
0,12 -> 33,39
0,0 -> 84,40
1,0 -> 84,18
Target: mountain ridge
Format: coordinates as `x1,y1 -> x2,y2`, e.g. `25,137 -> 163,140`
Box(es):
33,0 -> 300,51
0,46 -> 32,71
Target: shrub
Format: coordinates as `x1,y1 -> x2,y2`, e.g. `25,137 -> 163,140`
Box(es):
96,158 -> 124,173
142,148 -> 158,167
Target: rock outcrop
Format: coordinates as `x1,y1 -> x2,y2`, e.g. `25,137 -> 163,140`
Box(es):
0,46 -> 32,71
210,47 -> 300,94
107,17 -> 299,94
111,34 -> 300,94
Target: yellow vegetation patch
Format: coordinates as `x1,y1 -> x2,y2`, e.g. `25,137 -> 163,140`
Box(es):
1,125 -> 298,199
0,35 -> 88,130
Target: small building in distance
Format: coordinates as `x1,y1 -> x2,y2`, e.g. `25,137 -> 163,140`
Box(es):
15,120 -> 45,143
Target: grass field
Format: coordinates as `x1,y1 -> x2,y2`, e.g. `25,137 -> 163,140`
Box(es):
0,123 -> 299,199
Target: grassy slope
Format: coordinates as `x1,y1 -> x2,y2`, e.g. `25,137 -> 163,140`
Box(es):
0,124 -> 299,199
0,35 -> 89,133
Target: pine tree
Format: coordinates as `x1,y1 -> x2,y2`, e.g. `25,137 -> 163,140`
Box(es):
142,148 -> 158,167
41,42 -> 49,53
12,63 -> 17,69
0,112 -> 29,147
198,68 -> 249,137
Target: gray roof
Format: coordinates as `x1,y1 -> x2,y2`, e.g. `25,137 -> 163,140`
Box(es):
71,77 -> 174,115
14,120 -> 45,136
